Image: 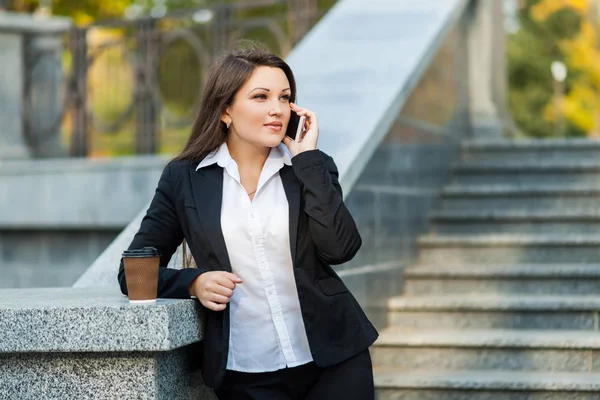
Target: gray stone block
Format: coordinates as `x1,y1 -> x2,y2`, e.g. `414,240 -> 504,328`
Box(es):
442,184 -> 600,195
432,221 -> 600,235
375,369 -> 600,399
389,294 -> 600,310
418,246 -> 600,264
463,150 -> 600,164
451,171 -> 600,185
387,294 -> 600,330
372,329 -> 600,372
462,141 -> 600,164
405,263 -> 600,277
0,346 -> 217,400
404,278 -> 600,296
440,196 -> 600,213
0,287 -> 216,399
418,236 -> 600,263
373,346 -> 590,372
455,160 -> 600,171
430,210 -> 600,235
377,389 -> 600,400
462,138 -> 600,150
0,156 -> 167,228
0,230 -> 118,288
389,310 -> 596,330
0,287 -> 205,352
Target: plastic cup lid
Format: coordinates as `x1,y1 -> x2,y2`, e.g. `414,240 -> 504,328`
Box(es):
122,247 -> 161,258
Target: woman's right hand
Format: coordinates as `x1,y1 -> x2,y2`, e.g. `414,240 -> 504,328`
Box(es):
189,271 -> 242,311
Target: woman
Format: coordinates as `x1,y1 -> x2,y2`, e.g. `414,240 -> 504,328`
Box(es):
118,45 -> 379,400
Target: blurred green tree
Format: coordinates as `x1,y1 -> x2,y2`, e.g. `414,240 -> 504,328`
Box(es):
531,0 -> 600,137
508,0 -> 586,137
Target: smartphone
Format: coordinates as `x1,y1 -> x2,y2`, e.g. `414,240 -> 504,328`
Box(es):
285,110 -> 306,142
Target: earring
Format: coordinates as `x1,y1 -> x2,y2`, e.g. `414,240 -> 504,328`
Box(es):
226,121 -> 231,129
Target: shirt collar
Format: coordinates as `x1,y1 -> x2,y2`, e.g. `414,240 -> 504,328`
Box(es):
196,142 -> 292,171
196,142 -> 231,170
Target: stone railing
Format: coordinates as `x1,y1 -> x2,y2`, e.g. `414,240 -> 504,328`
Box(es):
0,13 -> 71,159
0,287 -> 218,399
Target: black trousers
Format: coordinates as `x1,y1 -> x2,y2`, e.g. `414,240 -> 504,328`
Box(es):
214,349 -> 375,400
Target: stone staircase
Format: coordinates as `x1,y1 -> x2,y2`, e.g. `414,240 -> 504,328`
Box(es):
372,140 -> 600,399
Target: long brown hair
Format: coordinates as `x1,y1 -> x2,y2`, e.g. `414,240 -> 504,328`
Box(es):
174,41 -> 297,268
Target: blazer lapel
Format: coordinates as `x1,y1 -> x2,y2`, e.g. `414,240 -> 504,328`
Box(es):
280,166 -> 301,264
189,165 -> 232,272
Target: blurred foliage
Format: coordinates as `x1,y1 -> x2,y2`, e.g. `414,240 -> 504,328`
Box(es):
10,0 -> 132,23
532,0 -> 600,137
508,0 -> 585,137
9,0 -> 217,24
509,0 -> 600,137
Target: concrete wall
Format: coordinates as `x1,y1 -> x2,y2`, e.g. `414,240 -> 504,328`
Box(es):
0,156 -> 168,288
0,230 -> 117,288
337,13 -> 471,327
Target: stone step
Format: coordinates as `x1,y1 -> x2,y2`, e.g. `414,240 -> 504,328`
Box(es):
388,295 -> 600,330
451,161 -> 600,185
418,234 -> 600,264
443,184 -> 600,196
375,369 -> 600,400
372,328 -> 600,372
456,160 -> 600,172
462,139 -> 600,150
439,185 -> 600,212
461,138 -> 600,163
430,210 -> 600,234
403,264 -> 600,296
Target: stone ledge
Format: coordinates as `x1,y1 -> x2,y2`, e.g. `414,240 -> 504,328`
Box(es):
388,294 -> 600,311
0,154 -> 170,176
442,184 -> 600,196
430,210 -> 600,220
0,287 -> 204,352
462,138 -> 600,151
374,369 -> 600,392
375,328 -> 600,349
0,156 -> 166,227
0,12 -> 71,34
404,263 -> 600,278
455,160 -> 600,171
419,234 -> 600,246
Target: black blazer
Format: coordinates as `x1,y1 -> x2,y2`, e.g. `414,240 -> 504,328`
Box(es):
118,149 -> 379,389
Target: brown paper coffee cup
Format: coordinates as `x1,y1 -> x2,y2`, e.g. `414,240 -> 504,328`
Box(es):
122,247 -> 160,304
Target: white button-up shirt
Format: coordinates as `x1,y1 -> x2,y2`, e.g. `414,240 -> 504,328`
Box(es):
197,142 -> 313,373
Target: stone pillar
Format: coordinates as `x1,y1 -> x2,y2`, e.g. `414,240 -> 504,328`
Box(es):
467,0 -> 507,138
0,13 -> 71,159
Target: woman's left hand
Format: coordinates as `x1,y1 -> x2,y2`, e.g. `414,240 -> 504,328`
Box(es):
282,103 -> 319,157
